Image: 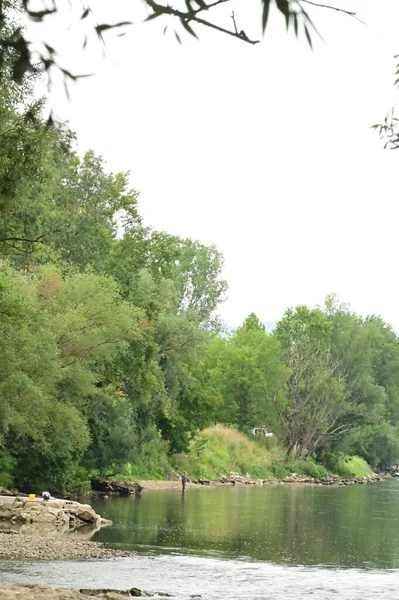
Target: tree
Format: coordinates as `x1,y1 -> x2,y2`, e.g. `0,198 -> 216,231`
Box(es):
109,228 -> 227,326
323,296 -> 399,467
274,306 -> 356,459
208,314 -> 287,432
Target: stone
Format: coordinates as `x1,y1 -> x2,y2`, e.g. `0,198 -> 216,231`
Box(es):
0,495 -> 110,533
79,590 -> 130,598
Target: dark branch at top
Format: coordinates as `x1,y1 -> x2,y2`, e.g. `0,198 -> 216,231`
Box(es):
301,1 -> 366,25
143,0 -> 260,45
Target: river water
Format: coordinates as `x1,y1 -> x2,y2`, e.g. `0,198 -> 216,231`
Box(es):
1,481 -> 399,598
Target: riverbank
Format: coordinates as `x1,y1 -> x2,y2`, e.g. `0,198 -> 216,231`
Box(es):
0,533 -> 134,560
137,471 -> 391,492
0,583 -> 140,600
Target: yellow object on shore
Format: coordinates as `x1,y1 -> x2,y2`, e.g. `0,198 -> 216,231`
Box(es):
28,494 -> 35,500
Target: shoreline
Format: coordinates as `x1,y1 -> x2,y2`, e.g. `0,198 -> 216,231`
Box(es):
137,471 -> 392,493
0,583 -> 139,600
0,471 -> 392,562
0,533 -> 134,561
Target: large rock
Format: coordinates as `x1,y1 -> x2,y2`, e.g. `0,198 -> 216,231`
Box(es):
0,496 -> 111,532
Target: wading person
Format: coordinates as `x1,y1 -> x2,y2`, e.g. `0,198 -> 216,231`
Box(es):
181,472 -> 188,493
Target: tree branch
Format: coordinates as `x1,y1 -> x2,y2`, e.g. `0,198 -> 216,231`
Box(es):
143,0 -> 259,45
0,235 -> 46,244
301,1 -> 366,25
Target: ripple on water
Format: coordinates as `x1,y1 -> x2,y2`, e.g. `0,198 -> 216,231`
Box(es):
1,556 -> 399,600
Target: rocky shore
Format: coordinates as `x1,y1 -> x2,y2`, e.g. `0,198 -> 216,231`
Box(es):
0,532 -> 133,560
0,583 -> 144,600
220,471 -> 392,486
138,471 -> 392,492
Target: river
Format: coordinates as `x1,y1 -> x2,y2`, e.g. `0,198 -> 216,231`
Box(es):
1,481 -> 399,598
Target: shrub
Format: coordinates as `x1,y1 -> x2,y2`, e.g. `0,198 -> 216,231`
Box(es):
187,424 -> 274,479
321,452 -> 372,478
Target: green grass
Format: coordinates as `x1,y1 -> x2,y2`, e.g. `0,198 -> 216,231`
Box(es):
186,424 -> 281,480
106,425 -> 374,483
332,455 -> 372,478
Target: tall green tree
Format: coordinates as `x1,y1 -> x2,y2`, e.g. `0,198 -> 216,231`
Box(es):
275,306 -> 355,459
209,314 -> 287,432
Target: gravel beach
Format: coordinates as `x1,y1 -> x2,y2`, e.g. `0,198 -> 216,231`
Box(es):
0,533 -> 133,561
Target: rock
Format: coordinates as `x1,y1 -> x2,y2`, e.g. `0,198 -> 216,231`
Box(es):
0,583 -> 140,600
80,590 -> 130,598
90,479 -> 142,496
0,495 -> 110,532
129,589 -> 142,597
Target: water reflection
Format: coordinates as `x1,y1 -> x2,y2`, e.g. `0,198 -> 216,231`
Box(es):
91,481 -> 399,569
0,520 -> 100,539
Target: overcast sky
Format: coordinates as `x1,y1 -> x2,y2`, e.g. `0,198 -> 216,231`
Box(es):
30,0 -> 399,329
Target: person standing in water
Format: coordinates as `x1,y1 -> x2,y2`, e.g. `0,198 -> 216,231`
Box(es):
181,472 -> 188,492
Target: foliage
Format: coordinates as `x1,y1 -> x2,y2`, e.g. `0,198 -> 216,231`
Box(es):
0,0 -> 355,95
0,1 -> 398,492
187,424 -> 278,480
207,314 -> 288,432
321,452 -> 372,478
120,430 -> 173,480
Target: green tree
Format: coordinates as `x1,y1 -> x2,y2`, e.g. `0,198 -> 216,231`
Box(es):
209,314 -> 287,432
275,305 -> 354,459
323,295 -> 399,467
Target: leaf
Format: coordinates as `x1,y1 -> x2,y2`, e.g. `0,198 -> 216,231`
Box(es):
185,0 -> 195,14
261,0 -> 270,32
180,18 -> 198,38
81,8 -> 90,19
12,55 -> 32,82
275,0 -> 290,17
27,8 -> 56,21
175,31 -> 182,45
293,13 -> 298,37
60,68 -> 77,81
145,12 -> 163,21
44,43 -> 56,55
304,24 -> 313,49
95,22 -> 132,36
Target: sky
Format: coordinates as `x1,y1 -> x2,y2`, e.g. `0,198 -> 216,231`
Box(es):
28,0 -> 399,329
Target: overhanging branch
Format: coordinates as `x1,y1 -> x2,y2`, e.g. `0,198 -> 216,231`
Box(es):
301,1 -> 366,25
143,0 -> 260,45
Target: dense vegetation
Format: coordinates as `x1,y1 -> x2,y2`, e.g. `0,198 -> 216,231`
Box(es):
1,6 -> 399,495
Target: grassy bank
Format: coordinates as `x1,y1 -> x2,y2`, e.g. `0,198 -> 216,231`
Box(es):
128,424 -> 373,483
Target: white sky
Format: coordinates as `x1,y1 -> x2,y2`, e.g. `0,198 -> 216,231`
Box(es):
29,0 -> 399,329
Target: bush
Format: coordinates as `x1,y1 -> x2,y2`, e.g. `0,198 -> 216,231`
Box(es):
270,462 -> 289,479
321,452 -> 372,478
0,453 -> 14,489
297,459 -> 327,478
169,452 -> 189,475
187,424 -> 274,480
121,430 -> 174,480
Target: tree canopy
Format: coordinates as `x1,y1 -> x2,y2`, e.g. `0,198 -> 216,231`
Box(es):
1,0 -> 399,492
